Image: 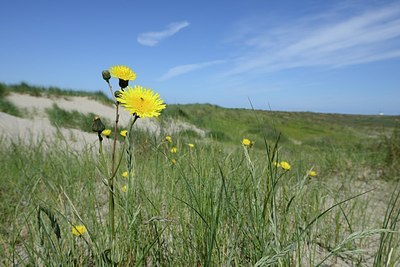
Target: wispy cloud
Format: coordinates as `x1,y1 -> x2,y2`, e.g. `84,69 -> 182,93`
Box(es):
137,21 -> 189,46
225,3 -> 400,76
158,60 -> 225,81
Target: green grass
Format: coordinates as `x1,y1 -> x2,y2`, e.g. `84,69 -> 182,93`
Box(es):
46,103 -> 101,133
0,83 -> 21,117
1,126 -> 399,266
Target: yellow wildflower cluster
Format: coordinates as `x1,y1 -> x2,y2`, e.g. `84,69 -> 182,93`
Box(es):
273,161 -> 291,171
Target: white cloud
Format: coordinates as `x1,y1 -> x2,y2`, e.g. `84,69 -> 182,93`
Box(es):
137,21 -> 189,46
225,3 -> 400,76
158,60 -> 225,81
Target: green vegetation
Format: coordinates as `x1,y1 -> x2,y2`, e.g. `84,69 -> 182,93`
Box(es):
0,82 -> 113,106
0,84 -> 399,265
46,104 -> 99,132
0,83 -> 21,117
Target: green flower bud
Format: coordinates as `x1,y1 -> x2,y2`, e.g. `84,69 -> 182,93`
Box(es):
114,89 -> 123,99
102,70 -> 111,82
92,116 -> 106,133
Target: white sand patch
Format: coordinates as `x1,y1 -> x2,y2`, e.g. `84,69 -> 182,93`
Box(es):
6,93 -> 132,126
0,112 -> 97,150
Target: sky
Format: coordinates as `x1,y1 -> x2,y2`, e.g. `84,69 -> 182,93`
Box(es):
0,0 -> 400,115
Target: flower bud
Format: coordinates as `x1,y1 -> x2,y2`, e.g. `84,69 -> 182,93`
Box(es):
102,70 -> 111,82
114,89 -> 123,99
92,116 -> 106,133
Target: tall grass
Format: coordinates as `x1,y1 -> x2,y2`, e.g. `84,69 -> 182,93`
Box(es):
0,127 -> 397,266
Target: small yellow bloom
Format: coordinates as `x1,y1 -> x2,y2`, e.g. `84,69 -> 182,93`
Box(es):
122,171 -> 128,178
102,129 -> 112,137
171,159 -> 177,165
71,225 -> 87,236
170,147 -> 178,153
165,135 -> 172,143
273,161 -> 281,167
308,170 -> 317,177
109,65 -> 136,81
120,130 -> 128,137
188,143 -> 195,148
121,185 -> 127,192
280,161 -> 291,171
242,138 -> 254,147
116,85 -> 166,118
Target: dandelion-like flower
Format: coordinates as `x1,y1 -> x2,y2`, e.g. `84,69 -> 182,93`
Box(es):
116,85 -> 166,118
242,138 -> 253,147
109,65 -> 136,88
171,159 -> 177,165
280,161 -> 291,171
273,161 -> 281,167
122,171 -> 128,178
120,130 -> 128,137
71,225 -> 87,236
121,185 -> 127,193
308,170 -> 317,177
188,143 -> 195,148
102,129 -> 112,137
170,147 -> 178,153
165,135 -> 172,143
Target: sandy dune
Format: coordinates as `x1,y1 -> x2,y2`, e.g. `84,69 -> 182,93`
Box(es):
0,93 -> 205,148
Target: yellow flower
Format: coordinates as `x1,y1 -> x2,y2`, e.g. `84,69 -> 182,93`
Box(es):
116,85 -> 166,118
122,171 -> 128,178
242,138 -> 254,147
280,161 -> 291,171
273,161 -> 281,167
102,129 -> 112,137
71,225 -> 87,236
109,65 -> 136,81
120,130 -> 128,137
308,170 -> 317,177
171,159 -> 177,165
121,185 -> 127,192
170,147 -> 178,153
188,143 -> 195,148
165,135 -> 172,143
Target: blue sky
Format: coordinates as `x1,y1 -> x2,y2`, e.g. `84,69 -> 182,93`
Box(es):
1,0 -> 400,115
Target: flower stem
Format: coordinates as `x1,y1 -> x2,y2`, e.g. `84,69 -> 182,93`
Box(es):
109,101 -> 120,243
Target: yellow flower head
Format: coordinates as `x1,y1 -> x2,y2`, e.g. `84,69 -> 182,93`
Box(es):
170,147 -> 178,153
308,170 -> 317,177
121,185 -> 127,193
102,129 -> 112,137
242,138 -> 254,147
188,143 -> 195,148
122,171 -> 128,178
165,135 -> 172,143
273,161 -> 281,167
280,161 -> 291,171
120,130 -> 128,137
71,225 -> 87,236
109,65 -> 136,81
116,85 -> 166,118
171,159 -> 177,165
